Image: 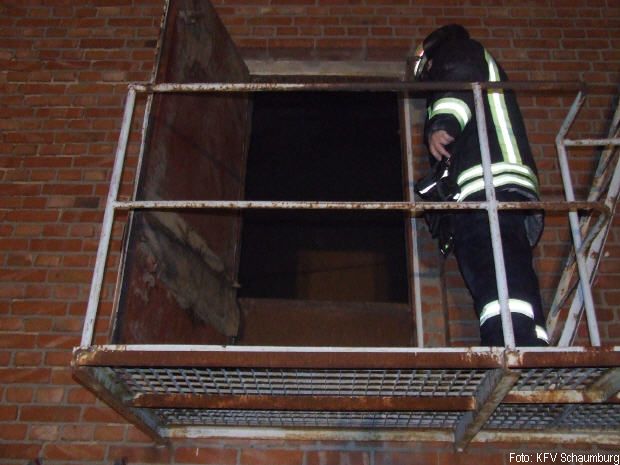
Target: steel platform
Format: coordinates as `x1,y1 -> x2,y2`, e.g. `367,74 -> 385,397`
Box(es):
72,345 -> 620,450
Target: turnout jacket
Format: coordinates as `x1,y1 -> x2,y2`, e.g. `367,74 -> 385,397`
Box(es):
423,37 -> 543,244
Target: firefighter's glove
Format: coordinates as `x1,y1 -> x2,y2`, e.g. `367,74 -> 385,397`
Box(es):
414,159 -> 459,257
414,159 -> 460,202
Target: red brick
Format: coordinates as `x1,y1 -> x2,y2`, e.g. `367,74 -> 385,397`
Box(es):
82,406 -> 126,423
36,334 -> 79,349
0,423 -> 28,440
14,351 -> 44,366
375,451 -> 438,465
20,405 -> 81,422
240,449 -> 304,465
438,449 -> 503,465
306,450 -> 371,465
30,238 -> 84,252
0,1 -> 619,463
175,446 -> 238,464
60,424 -> 95,441
65,386 -> 96,405
30,425 -> 61,441
107,446 -> 173,462
35,386 -> 65,403
0,333 -> 38,348
43,443 -> 106,461
0,405 -> 18,421
47,268 -> 92,283
5,386 -> 34,403
0,443 -> 42,459
0,317 -> 24,331
94,424 -> 126,441
125,424 -> 156,443
12,300 -> 66,316
50,367 -> 76,385
0,268 -> 47,283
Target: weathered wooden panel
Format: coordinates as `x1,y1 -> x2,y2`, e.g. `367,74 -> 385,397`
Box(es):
114,0 -> 250,343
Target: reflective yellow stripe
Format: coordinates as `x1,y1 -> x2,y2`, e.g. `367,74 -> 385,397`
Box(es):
536,325 -> 550,343
479,299 -> 534,327
456,162 -> 540,201
485,50 -> 522,164
458,174 -> 538,201
457,162 -> 538,187
429,97 -> 472,130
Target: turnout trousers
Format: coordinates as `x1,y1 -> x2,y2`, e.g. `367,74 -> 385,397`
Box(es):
451,195 -> 549,346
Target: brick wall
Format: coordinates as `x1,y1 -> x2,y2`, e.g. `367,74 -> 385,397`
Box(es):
1,0 -> 619,463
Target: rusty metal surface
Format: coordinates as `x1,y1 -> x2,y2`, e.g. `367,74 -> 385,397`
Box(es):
73,346 -> 508,369
505,347 -> 620,368
74,346 -> 620,370
113,199 -> 609,215
132,393 -> 476,411
564,137 -> 620,146
474,430 -> 620,446
554,91 -> 601,346
158,410 -> 462,432
71,365 -> 166,444
71,346 -> 620,447
504,390 -> 620,404
114,0 -> 251,344
586,368 -> 620,401
162,425 -> 620,445
132,80 -> 586,94
454,369 -> 520,451
486,403 -> 620,431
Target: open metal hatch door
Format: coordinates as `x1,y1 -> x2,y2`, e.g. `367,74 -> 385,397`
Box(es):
112,0 -> 251,344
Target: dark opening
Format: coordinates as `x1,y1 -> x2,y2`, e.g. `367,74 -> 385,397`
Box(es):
238,91 -> 408,303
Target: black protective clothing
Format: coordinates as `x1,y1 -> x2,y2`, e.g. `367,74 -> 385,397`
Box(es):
417,26 -> 548,346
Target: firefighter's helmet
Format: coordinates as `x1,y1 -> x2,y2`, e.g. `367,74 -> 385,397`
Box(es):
411,24 -> 470,81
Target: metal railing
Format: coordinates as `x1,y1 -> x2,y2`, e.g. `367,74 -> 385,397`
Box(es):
80,79 -> 617,350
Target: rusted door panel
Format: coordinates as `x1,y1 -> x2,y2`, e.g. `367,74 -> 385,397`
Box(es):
113,0 -> 250,343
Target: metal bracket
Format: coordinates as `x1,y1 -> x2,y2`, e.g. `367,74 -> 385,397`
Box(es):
72,363 -> 166,444
453,367 -> 520,451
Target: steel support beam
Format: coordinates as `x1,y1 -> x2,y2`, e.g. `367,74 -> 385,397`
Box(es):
72,365 -> 166,444
74,345 -> 620,369
454,368 -> 520,451
73,345 -> 508,369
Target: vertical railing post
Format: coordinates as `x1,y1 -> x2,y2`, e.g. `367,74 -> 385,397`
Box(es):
80,87 -> 137,347
472,83 -> 515,349
402,94 -> 425,347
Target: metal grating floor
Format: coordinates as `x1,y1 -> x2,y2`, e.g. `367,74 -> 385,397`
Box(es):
511,367 -> 606,391
71,346 -> 620,447
115,367 -> 487,397
488,404 -> 620,430
153,409 -> 463,429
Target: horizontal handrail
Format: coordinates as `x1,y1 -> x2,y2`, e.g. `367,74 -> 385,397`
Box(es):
112,199 -> 609,215
130,80 -> 586,94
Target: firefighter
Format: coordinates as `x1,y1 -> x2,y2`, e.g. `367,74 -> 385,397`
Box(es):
411,24 -> 549,346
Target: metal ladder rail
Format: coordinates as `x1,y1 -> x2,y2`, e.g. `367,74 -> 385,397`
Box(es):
546,97 -> 620,345
548,98 -> 620,323
558,114 -> 620,345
